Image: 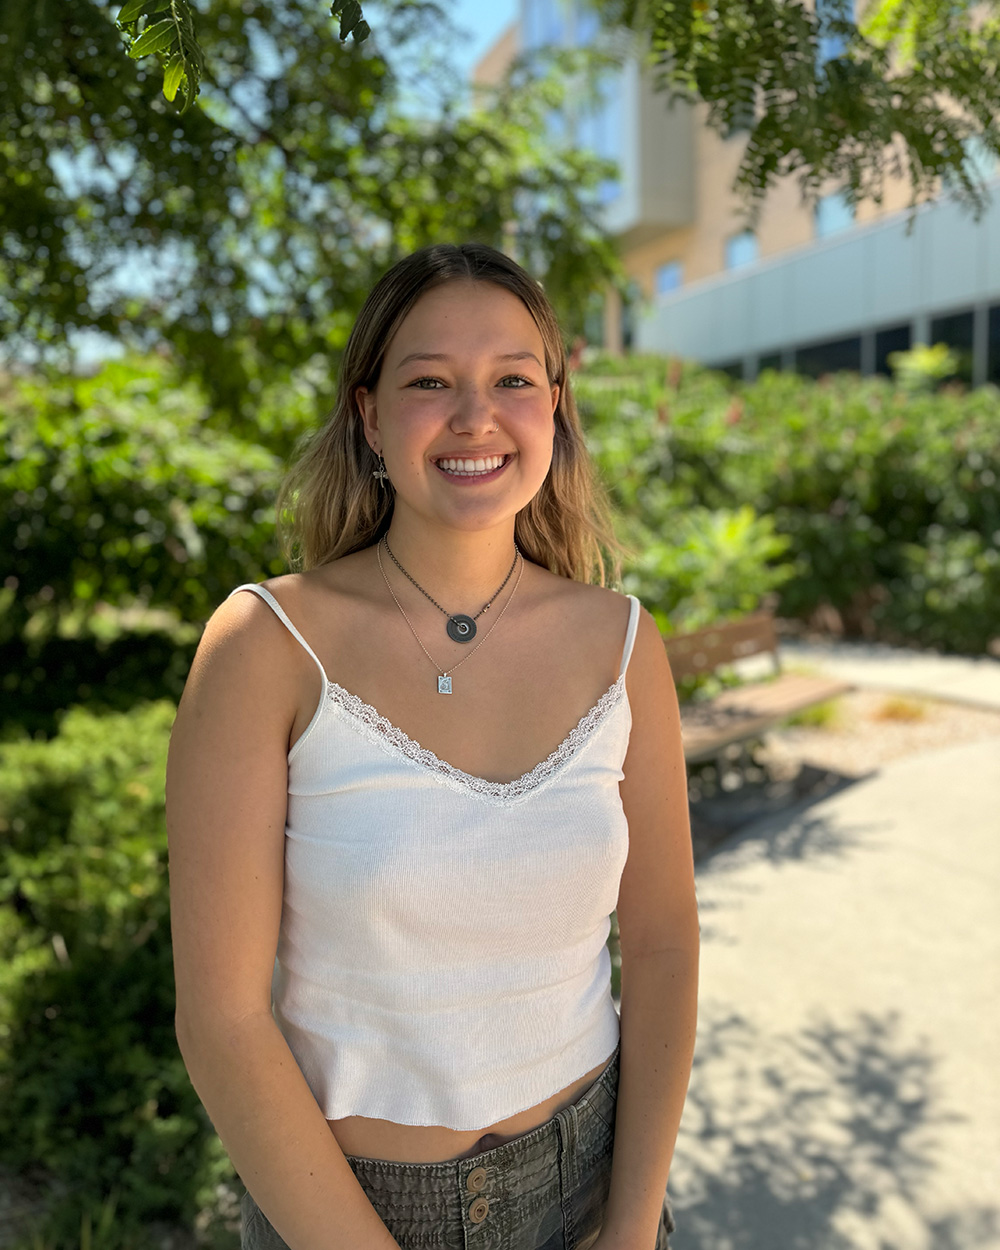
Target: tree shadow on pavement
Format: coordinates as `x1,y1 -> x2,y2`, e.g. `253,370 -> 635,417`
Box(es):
667,1003 -> 998,1250
690,764 -> 875,868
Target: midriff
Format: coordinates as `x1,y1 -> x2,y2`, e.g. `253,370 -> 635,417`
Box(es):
327,1051 -> 615,1164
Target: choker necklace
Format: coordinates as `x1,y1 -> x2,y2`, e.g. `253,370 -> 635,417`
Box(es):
377,539 -> 524,694
382,534 -> 519,642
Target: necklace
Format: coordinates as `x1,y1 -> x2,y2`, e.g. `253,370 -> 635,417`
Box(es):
377,538 -> 524,694
382,534 -> 519,642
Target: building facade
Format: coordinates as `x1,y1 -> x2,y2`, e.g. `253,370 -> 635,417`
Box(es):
473,0 -> 1000,386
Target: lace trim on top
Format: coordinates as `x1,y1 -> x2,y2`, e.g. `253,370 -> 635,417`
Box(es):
324,674 -> 627,804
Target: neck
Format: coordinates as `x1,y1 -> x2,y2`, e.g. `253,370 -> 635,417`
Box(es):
380,518 -> 521,610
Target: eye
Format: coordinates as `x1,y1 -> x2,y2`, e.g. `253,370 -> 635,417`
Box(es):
408,374 -> 533,389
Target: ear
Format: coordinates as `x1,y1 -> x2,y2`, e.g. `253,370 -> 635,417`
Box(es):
550,382 -> 560,415
356,385 -> 380,451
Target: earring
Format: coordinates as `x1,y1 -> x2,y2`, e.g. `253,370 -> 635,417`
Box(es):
372,450 -> 389,486
491,420 -> 499,433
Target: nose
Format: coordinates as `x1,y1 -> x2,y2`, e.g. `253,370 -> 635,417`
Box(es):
449,383 -> 500,434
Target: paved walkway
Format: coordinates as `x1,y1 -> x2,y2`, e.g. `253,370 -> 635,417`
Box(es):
778,638 -> 1000,712
668,645 -> 1000,1250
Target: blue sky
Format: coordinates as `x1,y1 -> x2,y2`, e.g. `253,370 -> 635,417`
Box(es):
444,0 -> 519,81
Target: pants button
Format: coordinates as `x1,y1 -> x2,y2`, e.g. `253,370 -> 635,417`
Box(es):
469,1197 -> 490,1223
466,1167 -> 487,1193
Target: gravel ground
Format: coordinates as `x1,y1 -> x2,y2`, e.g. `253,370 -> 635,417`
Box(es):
758,687 -> 1000,775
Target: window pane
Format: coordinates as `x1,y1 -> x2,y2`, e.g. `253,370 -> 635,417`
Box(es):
815,189 -> 855,239
816,0 -> 850,65
989,306 -> 1000,387
655,261 -> 683,295
795,336 -> 862,378
874,324 -> 911,377
725,230 -> 758,270
930,309 -> 974,384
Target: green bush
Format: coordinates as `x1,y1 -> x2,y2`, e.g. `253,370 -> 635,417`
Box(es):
0,701 -> 235,1246
578,360 -> 1000,654
0,353 -> 289,738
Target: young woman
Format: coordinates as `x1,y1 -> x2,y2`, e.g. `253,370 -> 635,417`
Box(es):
166,241 -> 699,1250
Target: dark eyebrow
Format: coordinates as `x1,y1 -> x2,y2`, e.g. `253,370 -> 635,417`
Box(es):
394,351 -> 544,371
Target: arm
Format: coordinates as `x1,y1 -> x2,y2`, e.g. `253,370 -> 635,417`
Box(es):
600,605 -> 700,1249
166,592 -> 401,1250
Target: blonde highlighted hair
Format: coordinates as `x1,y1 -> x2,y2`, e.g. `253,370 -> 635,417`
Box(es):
276,241 -> 624,585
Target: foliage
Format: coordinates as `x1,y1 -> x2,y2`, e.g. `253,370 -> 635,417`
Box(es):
0,0 -> 625,421
578,354 -> 1000,654
887,342 -> 962,391
0,701 -> 236,1247
0,353 -> 289,740
592,0 -> 1000,225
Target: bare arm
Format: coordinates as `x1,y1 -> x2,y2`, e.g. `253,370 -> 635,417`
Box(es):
601,605 -> 700,1249
166,591 -> 401,1250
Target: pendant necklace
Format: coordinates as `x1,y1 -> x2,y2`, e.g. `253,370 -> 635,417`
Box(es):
382,533 -> 519,642
377,537 -> 523,694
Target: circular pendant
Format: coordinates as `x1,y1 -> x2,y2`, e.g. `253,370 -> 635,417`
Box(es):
447,614 -> 477,643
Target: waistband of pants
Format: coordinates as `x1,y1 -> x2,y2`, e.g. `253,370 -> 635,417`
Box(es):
340,1039 -> 621,1208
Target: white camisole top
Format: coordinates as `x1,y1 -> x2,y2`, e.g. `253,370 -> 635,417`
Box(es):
227,581 -> 641,1130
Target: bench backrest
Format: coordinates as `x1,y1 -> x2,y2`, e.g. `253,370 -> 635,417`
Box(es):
662,611 -> 780,681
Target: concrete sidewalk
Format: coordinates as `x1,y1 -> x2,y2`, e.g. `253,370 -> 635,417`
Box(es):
778,638 -> 1000,712
667,644 -> 1000,1250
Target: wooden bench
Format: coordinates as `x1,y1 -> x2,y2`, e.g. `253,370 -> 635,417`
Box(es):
662,611 -> 853,764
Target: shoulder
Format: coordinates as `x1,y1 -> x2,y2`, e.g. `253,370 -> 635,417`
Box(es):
198,568 -> 342,690
532,567 -> 633,632
620,599 -> 681,756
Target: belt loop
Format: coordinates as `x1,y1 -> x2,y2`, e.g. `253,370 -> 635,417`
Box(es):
555,1101 -> 580,1194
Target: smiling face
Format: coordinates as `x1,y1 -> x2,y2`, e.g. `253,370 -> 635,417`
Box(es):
355,279 -> 560,538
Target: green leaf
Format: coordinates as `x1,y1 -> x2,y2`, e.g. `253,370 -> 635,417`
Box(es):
129,19 -> 177,59
117,0 -> 152,23
163,58 -> 185,102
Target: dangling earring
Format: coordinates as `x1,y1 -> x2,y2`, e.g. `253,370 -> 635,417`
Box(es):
372,449 -> 389,486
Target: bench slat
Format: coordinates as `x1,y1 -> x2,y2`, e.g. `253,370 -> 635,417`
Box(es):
678,675 -> 853,762
664,611 -> 779,680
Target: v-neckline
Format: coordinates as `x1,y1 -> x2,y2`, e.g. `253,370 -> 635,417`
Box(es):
318,673 -> 629,805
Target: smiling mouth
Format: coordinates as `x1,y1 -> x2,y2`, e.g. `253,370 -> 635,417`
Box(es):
434,453 -> 511,478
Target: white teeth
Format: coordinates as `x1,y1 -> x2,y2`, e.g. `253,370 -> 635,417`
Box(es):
436,454 -> 507,476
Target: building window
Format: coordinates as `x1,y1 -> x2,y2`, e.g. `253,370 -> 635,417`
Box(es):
758,353 -> 782,374
816,0 -> 850,65
795,335 -> 862,378
988,305 -> 1000,388
930,309 -> 975,384
575,5 -> 599,45
963,135 -> 997,183
874,324 -> 911,377
815,189 -> 855,239
723,93 -> 756,137
523,0 -> 564,50
574,73 -> 622,205
725,230 -> 758,270
655,261 -> 683,295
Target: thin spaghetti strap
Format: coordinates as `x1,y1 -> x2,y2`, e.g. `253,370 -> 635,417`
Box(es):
227,583 -> 329,687
617,594 -> 642,679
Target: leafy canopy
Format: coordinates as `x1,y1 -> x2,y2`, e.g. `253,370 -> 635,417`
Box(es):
594,0 -> 1000,222
0,0 -> 624,418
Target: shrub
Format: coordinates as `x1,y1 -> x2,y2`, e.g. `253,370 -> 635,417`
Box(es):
0,701 -> 235,1246
0,353 -> 287,738
577,360 -> 1000,654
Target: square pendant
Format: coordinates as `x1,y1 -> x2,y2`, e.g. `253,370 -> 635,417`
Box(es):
437,675 -> 453,695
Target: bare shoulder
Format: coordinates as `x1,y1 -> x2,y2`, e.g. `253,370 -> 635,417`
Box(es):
535,568 -> 634,634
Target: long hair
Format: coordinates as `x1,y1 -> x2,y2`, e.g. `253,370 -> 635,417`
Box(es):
275,241 -> 624,585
